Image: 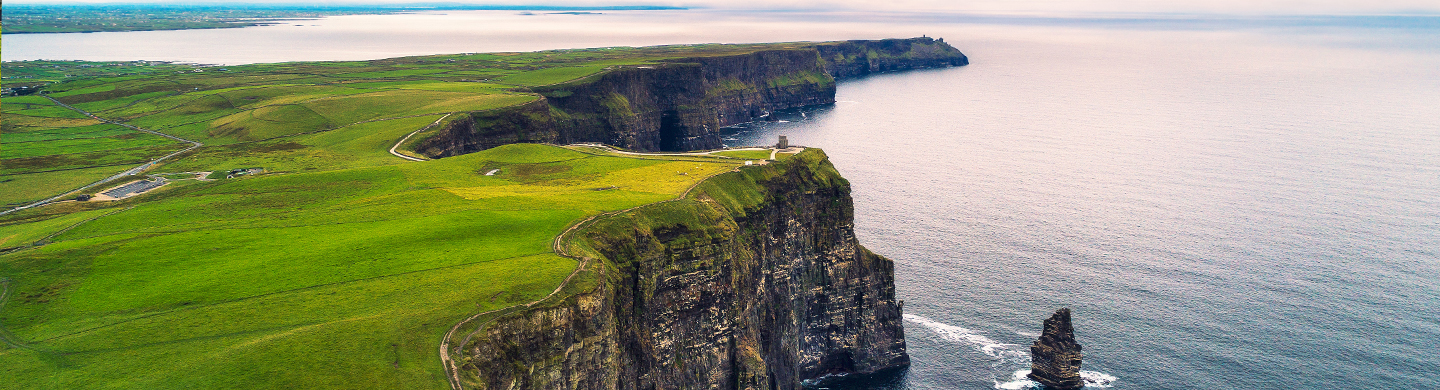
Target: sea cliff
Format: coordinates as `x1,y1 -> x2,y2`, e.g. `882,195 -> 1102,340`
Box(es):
417,37 -> 967,155
453,149 -> 908,389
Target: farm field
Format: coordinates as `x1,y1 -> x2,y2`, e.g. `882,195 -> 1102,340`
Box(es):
0,43 -> 811,389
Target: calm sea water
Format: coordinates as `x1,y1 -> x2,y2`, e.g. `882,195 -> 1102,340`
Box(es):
7,11 -> 1439,390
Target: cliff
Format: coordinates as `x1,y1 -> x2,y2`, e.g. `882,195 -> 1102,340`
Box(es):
813,37 -> 970,80
417,37 -> 967,155
453,149 -> 908,389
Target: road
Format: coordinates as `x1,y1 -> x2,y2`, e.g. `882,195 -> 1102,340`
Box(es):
0,97 -> 204,216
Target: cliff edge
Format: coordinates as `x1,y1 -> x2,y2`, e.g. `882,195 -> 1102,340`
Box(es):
417,37 -> 967,155
452,149 -> 908,389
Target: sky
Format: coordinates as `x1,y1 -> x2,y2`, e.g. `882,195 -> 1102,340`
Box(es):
6,0 -> 1440,15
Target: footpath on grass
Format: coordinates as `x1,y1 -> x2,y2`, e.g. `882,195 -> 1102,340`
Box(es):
390,113 -> 450,162
436,144 -> 780,390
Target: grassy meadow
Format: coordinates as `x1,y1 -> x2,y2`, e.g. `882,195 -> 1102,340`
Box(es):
0,43 -> 822,388
1,42 -> 824,207
0,144 -> 745,389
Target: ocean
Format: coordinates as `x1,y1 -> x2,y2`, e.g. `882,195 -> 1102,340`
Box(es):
7,10 -> 1439,389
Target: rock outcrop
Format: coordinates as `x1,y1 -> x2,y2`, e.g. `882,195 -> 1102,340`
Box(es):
417,37 -> 967,155
454,149 -> 908,389
1028,308 -> 1084,390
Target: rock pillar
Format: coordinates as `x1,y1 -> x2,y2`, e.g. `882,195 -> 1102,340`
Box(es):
1028,308 -> 1084,390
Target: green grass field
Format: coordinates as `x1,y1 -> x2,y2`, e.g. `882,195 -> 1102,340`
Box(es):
0,42 -> 809,389
0,144 -> 742,389
497,65 -> 610,86
0,166 -> 137,207
711,149 -> 773,160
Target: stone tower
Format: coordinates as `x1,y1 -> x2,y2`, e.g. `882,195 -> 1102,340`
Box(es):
776,135 -> 789,149
1028,308 -> 1084,390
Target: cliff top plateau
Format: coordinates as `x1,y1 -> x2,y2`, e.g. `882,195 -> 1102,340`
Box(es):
1,38 -> 962,389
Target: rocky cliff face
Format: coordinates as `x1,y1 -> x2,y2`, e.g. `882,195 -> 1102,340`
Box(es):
419,49 -> 834,156
1029,309 -> 1084,390
814,37 -> 970,80
455,149 -> 908,389
418,38 -> 967,155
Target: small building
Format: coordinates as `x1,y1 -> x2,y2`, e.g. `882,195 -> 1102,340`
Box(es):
776,135 -> 789,149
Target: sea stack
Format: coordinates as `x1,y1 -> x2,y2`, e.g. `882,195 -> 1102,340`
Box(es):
1028,308 -> 1085,390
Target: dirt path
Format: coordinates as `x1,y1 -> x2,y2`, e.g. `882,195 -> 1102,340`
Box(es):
437,149 -> 742,390
0,98 -> 204,217
571,143 -> 772,157
390,114 -> 450,162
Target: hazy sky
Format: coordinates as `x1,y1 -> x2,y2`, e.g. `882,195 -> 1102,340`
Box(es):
7,0 -> 1440,15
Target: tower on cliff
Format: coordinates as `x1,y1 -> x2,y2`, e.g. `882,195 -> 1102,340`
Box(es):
1029,308 -> 1084,390
776,135 -> 789,149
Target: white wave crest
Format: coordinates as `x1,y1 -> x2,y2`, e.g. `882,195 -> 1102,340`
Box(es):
1080,371 -> 1118,388
992,370 -> 1118,389
903,314 -> 1118,389
995,370 -> 1038,390
903,314 -> 1026,361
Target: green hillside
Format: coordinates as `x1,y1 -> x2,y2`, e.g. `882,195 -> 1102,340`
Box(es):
1,43 -> 816,208
0,44 -> 800,389
0,143 -> 749,388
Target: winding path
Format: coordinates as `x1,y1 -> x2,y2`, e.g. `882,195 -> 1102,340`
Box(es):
389,114 -> 450,162
0,97 -> 204,217
436,146 -> 743,390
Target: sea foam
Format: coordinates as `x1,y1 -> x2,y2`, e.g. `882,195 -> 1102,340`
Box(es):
902,314 -> 1118,389
903,314 -> 1026,362
994,370 -> 1117,390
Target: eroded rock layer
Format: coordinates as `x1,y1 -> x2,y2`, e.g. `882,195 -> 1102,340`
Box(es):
455,149 -> 908,390
417,37 -> 967,155
1028,308 -> 1084,390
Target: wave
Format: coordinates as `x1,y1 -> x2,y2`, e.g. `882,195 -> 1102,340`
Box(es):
903,314 -> 1026,362
994,370 -> 1118,389
902,314 -> 1117,389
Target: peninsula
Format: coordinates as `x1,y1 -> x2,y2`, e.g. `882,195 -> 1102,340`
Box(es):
0,38 -> 966,389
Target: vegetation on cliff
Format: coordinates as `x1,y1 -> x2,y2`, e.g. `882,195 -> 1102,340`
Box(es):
2,38 -> 964,208
0,39 -> 949,389
0,143 -> 747,388
454,149 -> 908,389
419,38 -> 966,155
